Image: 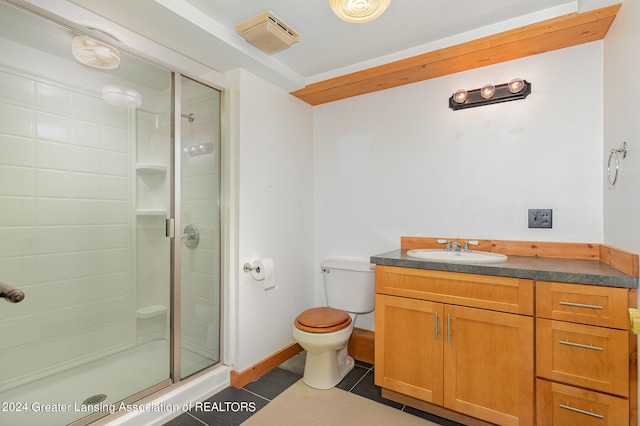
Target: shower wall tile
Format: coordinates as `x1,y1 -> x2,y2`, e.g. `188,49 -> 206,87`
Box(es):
102,150 -> 128,176
36,140 -> 71,171
100,200 -> 129,224
0,226 -> 35,257
36,82 -> 71,116
103,125 -> 129,152
36,226 -> 74,254
71,172 -> 101,199
71,119 -> 102,148
0,197 -> 34,226
102,103 -> 129,128
101,175 -> 128,200
0,134 -> 35,166
0,72 -> 35,108
36,111 -> 70,142
36,198 -> 72,225
101,225 -> 129,249
0,165 -> 34,196
69,145 -> 101,173
0,103 -> 34,137
71,92 -> 101,123
35,169 -> 72,198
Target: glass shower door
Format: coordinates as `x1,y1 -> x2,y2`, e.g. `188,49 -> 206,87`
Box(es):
0,2 -> 173,424
175,75 -> 222,379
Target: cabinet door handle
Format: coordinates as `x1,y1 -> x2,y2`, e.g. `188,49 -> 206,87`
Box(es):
434,312 -> 439,341
559,340 -> 604,351
558,301 -> 603,310
559,403 -> 604,419
447,314 -> 451,343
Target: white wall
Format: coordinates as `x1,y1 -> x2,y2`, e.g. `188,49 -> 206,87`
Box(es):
231,69 -> 314,372
314,42 -> 605,330
602,3 -> 640,424
603,1 -> 640,254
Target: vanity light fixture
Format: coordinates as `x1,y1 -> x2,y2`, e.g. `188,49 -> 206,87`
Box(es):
72,35 -> 120,69
449,78 -> 531,110
330,0 -> 391,23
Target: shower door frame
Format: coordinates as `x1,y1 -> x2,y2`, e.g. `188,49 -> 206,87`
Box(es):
169,71 -> 226,385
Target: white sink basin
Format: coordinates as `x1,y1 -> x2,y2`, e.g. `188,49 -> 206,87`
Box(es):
406,249 -> 508,264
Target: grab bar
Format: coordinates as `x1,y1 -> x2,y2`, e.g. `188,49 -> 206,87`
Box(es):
0,282 -> 25,303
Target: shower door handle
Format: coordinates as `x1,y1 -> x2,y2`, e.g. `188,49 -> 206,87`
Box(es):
0,281 -> 25,303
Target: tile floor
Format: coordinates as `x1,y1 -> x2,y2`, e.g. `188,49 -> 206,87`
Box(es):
163,355 -> 463,426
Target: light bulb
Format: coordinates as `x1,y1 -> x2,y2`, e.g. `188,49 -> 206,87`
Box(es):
453,89 -> 467,103
508,78 -> 525,93
480,84 -> 495,99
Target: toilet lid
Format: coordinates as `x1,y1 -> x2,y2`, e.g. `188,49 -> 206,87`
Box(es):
294,307 -> 352,333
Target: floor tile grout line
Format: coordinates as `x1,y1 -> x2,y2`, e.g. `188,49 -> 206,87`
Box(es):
182,411 -> 209,426
240,388 -> 272,403
347,365 -> 373,393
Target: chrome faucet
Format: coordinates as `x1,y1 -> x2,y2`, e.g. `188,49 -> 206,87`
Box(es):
437,238 -> 481,252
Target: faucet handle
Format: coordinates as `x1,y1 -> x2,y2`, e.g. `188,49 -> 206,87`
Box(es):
436,239 -> 451,251
463,240 -> 481,252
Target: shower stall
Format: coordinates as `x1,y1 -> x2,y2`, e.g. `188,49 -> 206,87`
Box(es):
0,2 -> 223,425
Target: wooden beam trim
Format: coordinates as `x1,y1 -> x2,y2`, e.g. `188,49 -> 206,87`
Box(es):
292,4 -> 620,105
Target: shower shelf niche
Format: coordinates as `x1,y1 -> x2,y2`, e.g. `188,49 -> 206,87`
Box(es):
137,305 -> 167,319
136,209 -> 167,217
136,163 -> 167,174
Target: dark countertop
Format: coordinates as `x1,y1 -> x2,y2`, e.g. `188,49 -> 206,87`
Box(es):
371,249 -> 639,289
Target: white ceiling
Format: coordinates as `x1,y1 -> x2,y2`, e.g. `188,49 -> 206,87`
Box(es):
21,0 -> 622,91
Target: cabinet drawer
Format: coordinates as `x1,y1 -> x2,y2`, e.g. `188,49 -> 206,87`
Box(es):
536,281 -> 629,329
536,319 -> 629,397
536,379 -> 628,426
375,266 -> 533,315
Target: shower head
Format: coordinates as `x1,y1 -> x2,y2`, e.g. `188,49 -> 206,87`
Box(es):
181,113 -> 195,122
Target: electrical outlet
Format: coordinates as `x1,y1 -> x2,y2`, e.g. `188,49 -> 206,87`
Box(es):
528,209 -> 553,228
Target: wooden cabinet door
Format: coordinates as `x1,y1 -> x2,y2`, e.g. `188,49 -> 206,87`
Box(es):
444,305 -> 534,426
374,294 -> 444,405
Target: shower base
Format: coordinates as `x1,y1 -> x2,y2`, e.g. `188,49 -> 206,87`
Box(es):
0,340 -> 213,426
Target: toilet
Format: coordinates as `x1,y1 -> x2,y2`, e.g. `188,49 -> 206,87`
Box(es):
292,258 -> 375,389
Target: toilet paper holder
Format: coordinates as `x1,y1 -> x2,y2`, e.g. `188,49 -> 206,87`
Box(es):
243,263 -> 260,273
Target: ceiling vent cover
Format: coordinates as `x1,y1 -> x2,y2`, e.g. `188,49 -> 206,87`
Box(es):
236,10 -> 299,54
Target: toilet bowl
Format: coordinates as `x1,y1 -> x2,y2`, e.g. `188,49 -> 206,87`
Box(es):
292,259 -> 375,390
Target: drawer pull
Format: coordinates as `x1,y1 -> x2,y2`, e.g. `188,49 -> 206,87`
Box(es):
558,301 -> 603,310
559,403 -> 604,419
559,340 -> 603,351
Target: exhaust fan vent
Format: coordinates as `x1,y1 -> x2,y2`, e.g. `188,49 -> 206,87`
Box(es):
236,10 -> 299,54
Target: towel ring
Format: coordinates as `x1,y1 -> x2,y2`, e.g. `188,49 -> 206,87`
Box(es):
607,142 -> 628,186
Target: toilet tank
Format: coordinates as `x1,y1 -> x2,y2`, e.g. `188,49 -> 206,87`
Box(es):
321,258 -> 375,314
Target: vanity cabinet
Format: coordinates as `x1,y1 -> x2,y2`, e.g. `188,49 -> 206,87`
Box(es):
535,281 -> 634,426
375,266 -> 535,426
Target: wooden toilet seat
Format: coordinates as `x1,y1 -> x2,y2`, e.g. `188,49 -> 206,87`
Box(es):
294,307 -> 352,333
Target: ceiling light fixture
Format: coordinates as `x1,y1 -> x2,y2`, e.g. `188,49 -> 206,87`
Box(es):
449,79 -> 531,110
72,35 -> 120,69
330,0 -> 391,23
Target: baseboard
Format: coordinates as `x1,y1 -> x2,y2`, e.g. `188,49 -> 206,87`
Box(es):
230,342 -> 303,389
348,328 -> 375,365
230,328 -> 376,389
